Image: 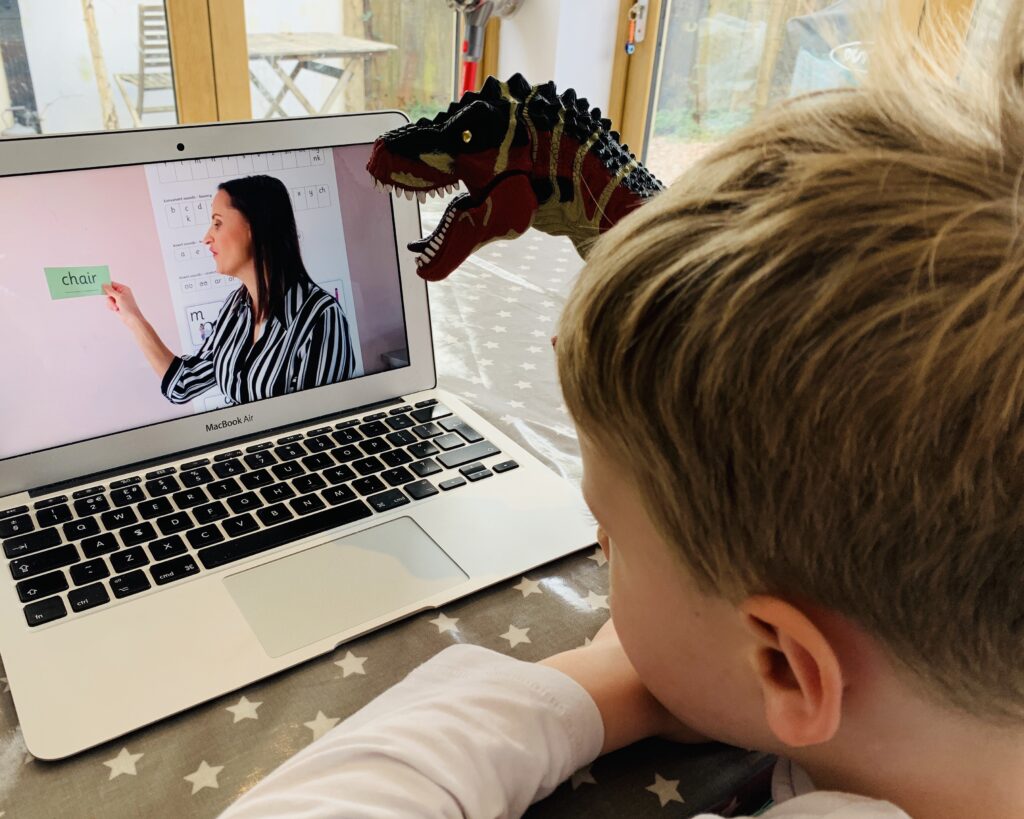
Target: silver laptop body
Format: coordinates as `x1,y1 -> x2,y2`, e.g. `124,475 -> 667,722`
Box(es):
0,112 -> 593,759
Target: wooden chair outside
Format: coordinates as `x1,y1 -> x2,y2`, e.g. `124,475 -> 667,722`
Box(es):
115,4 -> 175,126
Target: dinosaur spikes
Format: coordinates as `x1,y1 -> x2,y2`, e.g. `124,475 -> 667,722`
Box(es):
575,98 -> 590,113
507,73 -> 532,100
561,88 -> 577,108
459,90 -> 482,106
599,118 -> 612,131
535,81 -> 558,104
480,76 -> 503,101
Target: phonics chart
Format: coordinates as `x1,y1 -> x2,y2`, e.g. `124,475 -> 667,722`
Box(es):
144,148 -> 364,412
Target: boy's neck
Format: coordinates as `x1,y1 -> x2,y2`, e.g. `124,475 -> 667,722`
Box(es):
794,690 -> 1024,818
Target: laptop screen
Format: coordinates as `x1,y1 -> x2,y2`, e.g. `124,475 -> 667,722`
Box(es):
0,143 -> 408,463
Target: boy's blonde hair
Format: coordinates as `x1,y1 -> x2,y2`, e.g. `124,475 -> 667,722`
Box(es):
558,7 -> 1024,721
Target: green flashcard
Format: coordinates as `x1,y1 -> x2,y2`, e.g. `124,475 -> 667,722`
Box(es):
44,265 -> 111,300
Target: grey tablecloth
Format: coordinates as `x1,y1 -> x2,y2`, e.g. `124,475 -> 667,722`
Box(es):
0,213 -> 773,817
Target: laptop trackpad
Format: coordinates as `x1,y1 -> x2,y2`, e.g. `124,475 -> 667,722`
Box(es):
223,517 -> 469,658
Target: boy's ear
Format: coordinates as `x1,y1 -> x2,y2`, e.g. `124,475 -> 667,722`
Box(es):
739,596 -> 844,748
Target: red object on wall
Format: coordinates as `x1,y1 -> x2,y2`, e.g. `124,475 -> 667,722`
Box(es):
460,59 -> 479,95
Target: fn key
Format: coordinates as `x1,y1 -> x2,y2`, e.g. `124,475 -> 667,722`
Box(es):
24,596 -> 67,627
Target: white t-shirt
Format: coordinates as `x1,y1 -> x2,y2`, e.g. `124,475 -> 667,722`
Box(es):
218,645 -> 909,819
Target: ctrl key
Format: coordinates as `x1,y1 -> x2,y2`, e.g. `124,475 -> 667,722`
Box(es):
68,582 -> 110,613
24,596 -> 67,627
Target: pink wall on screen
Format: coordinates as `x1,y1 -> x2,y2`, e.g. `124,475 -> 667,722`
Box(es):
0,164 -> 188,460
334,145 -> 408,373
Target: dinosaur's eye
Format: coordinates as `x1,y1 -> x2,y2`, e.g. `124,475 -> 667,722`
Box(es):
462,129 -> 473,143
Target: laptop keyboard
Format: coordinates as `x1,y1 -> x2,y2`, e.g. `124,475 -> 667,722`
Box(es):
1,400 -> 519,628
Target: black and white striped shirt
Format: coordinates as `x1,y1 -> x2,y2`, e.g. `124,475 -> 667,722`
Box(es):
161,279 -> 356,405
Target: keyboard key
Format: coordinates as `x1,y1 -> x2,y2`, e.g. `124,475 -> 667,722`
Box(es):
24,596 -> 67,626
381,467 -> 415,487
408,441 -> 440,460
109,569 -> 151,599
362,411 -> 387,422
386,430 -> 417,447
111,485 -> 145,507
492,460 -> 519,473
410,458 -> 442,478
467,469 -> 493,482
212,459 -> 245,479
405,480 -> 439,501
120,522 -> 158,548
150,554 -> 200,586
214,449 -> 244,462
459,462 -> 488,476
323,465 -> 357,485
434,433 -> 464,451
412,422 -> 443,439
194,501 -> 229,525
188,524 -> 225,549
445,421 -> 484,443
0,514 -> 33,539
68,582 -> 110,613
293,474 -> 327,494
10,544 -> 79,580
359,421 -> 389,438
277,433 -> 303,444
180,466 -> 214,487
414,398 -> 438,407
145,476 -> 181,497
145,466 -> 177,480
360,438 -> 390,455
71,557 -> 111,585
148,535 -> 188,562
101,507 -> 138,529
333,445 -> 362,463
3,526 -> 60,559
389,404 -> 413,415
304,435 -> 335,453
172,487 -> 209,509
181,458 -> 211,470
208,478 -> 243,499
0,505 -> 29,520
411,404 -> 453,423
240,469 -> 274,490
367,489 -> 410,513
228,492 -> 263,514
72,486 -> 104,499
37,504 -> 73,527
301,453 -> 335,472
289,494 -> 326,516
260,483 -> 296,503
137,498 -> 173,520
353,456 -> 385,475
352,476 -> 387,495
275,442 -> 307,461
111,547 -> 149,574
335,418 -> 359,429
17,569 -> 69,602
63,517 -> 100,541
197,500 -> 373,570
332,427 -> 362,445
437,441 -> 501,469
74,495 -> 110,518
110,476 -> 141,489
35,495 -> 68,510
307,426 -> 333,436
322,485 -> 356,505
257,503 -> 294,527
81,533 -> 119,559
439,477 -> 467,491
381,449 -> 412,467
156,511 -> 194,536
272,462 -> 305,481
244,450 -> 277,470
222,514 -> 259,537
385,414 -> 415,430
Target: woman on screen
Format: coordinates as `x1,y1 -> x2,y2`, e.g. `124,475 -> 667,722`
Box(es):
104,174 -> 356,405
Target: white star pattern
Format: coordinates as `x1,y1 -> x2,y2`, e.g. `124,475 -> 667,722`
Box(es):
484,341 -> 500,349
526,345 -> 544,354
508,400 -> 525,409
513,577 -> 543,597
429,612 -> 459,634
541,300 -> 556,309
304,711 -> 341,741
571,765 -> 597,789
103,747 -> 143,779
514,380 -> 533,390
646,773 -> 684,807
184,760 -> 224,795
502,296 -> 519,303
530,329 -> 548,338
498,310 -> 512,318
478,358 -> 493,367
491,325 -> 507,334
519,362 -> 537,371
225,695 -> 261,723
585,591 -> 609,611
499,414 -> 519,424
587,547 -> 608,567
334,651 -> 367,677
500,625 -> 531,648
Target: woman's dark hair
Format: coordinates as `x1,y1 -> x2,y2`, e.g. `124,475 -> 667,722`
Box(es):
218,174 -> 313,323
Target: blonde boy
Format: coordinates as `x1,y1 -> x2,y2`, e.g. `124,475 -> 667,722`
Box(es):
222,10 -> 1024,819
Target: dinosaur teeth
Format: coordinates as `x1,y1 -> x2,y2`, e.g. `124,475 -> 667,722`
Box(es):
417,191 -> 427,204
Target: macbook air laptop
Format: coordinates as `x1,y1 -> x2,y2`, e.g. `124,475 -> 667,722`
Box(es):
0,111 -> 594,760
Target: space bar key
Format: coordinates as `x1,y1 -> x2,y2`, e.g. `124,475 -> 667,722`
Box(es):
197,499 -> 373,570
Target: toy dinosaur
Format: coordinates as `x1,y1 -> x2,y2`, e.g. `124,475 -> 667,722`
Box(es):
366,73 -> 665,281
